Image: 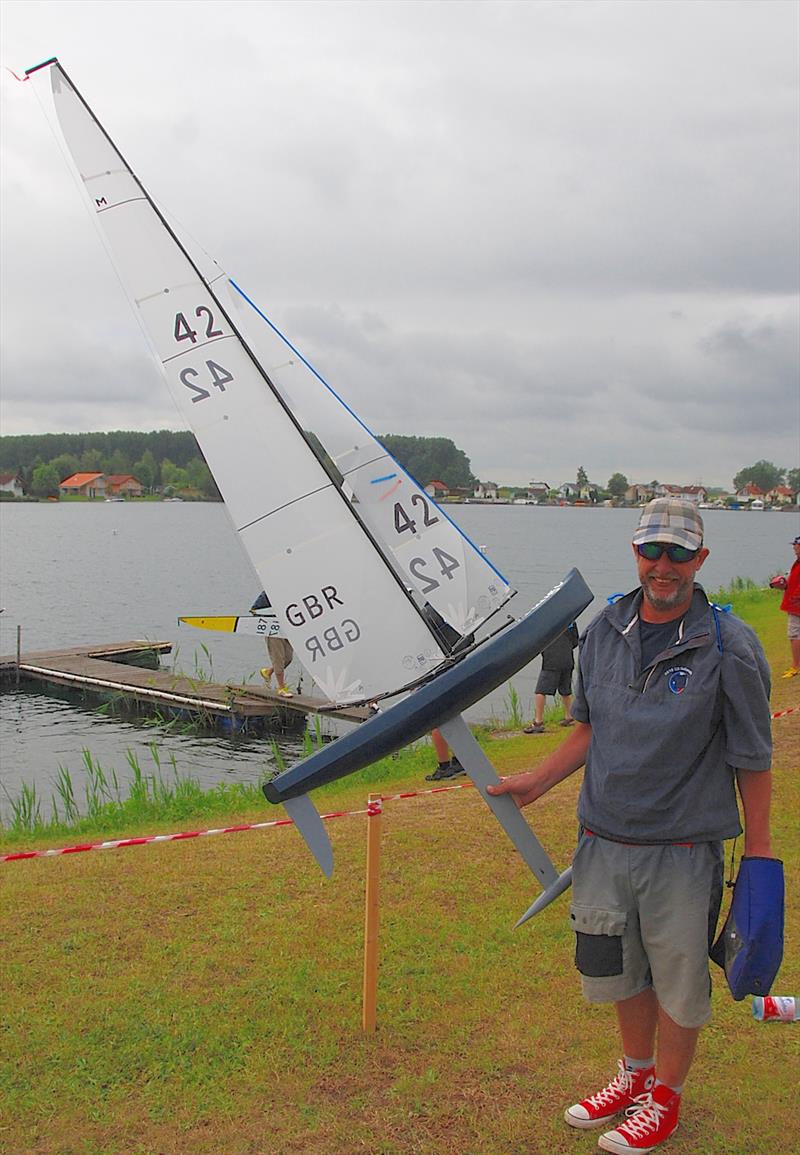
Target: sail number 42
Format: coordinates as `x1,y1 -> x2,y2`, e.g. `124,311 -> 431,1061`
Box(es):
174,308 -> 234,403
393,495 -> 459,592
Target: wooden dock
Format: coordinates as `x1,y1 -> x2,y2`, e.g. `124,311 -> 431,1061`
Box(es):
0,640 -> 371,731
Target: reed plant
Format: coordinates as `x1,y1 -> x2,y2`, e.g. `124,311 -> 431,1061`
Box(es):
503,681 -> 525,729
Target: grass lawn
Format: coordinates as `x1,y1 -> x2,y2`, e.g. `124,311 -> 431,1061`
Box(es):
1,590 -> 798,1154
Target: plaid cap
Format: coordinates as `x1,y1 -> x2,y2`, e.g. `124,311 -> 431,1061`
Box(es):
632,498 -> 704,550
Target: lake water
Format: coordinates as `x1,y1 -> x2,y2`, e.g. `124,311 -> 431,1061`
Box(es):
1,500 -> 797,818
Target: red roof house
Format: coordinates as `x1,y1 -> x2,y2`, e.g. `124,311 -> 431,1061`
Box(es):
59,472 -> 107,498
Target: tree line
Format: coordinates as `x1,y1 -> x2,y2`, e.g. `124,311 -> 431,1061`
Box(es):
0,430 -> 218,499
574,461 -> 799,502
0,429 -> 475,498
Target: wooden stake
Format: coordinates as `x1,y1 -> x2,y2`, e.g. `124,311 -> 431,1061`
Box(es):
362,793 -> 382,1032
16,625 -> 21,690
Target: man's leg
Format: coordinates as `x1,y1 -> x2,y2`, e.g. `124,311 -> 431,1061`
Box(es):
565,993 -> 657,1130
616,988 -> 657,1060
654,1006 -> 700,1089
595,1006 -> 691,1151
533,692 -> 546,724
267,638 -> 293,694
618,990 -> 698,1086
267,638 -> 286,686
431,728 -> 450,763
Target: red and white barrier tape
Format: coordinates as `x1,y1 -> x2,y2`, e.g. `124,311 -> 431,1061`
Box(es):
4,710 -> 795,863
1,781 -> 482,862
1,804 -> 380,863
378,781 -> 475,803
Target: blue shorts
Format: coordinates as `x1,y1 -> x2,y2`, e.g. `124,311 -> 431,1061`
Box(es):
569,832 -> 724,1028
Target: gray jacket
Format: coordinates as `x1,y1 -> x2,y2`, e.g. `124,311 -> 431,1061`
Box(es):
571,585 -> 771,843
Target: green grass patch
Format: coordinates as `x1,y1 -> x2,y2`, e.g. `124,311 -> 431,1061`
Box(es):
1,584 -> 797,1153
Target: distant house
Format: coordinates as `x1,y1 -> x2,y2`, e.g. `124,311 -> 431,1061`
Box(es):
625,483 -> 655,504
424,480 -> 449,500
105,474 -> 143,498
473,481 -> 498,501
558,482 -> 580,500
59,472 -> 107,498
527,481 -> 550,501
766,485 -> 794,506
735,483 -> 764,505
654,484 -> 707,505
0,472 -> 25,498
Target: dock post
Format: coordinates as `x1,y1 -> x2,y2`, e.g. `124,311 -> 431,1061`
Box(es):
16,625 -> 21,690
362,793 -> 383,1033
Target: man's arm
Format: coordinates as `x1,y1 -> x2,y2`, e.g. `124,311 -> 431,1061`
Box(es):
487,722 -> 592,809
736,767 -> 773,857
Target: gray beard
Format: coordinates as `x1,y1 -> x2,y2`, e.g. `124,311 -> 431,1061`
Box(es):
642,576 -> 693,613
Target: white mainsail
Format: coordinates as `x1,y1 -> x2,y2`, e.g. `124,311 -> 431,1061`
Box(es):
222,281 -> 512,637
32,60 -> 446,703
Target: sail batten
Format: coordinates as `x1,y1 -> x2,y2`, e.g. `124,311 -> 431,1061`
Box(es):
34,58 -> 446,703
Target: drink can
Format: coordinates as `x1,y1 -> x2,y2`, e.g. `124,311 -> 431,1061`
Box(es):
752,996 -> 797,1022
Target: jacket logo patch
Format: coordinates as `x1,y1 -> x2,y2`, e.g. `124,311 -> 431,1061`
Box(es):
666,666 -> 693,695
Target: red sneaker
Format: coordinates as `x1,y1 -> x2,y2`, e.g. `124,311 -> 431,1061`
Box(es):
598,1082 -> 680,1152
564,1061 -> 655,1129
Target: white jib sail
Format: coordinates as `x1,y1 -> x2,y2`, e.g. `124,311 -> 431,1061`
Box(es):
222,282 -> 512,637
36,61 -> 445,703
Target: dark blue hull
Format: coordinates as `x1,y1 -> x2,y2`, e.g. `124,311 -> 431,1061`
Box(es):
264,568 -> 592,803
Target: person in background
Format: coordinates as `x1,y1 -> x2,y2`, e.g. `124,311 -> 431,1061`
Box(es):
250,590 -> 294,698
778,534 -> 800,677
488,498 -> 773,1154
425,728 -> 465,782
523,621 -> 579,734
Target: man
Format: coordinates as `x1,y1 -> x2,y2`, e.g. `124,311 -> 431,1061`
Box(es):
488,498 -> 773,1153
778,534 -> 800,677
250,590 -> 294,698
424,728 -> 466,781
523,621 -> 579,733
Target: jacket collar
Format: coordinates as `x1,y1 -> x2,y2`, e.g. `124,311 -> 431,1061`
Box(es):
606,584 -> 712,639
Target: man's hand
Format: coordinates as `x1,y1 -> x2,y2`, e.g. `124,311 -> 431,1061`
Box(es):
487,720 -> 592,809
487,771 -> 551,810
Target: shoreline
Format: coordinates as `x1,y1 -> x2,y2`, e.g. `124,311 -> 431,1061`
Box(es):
1,584 -> 789,847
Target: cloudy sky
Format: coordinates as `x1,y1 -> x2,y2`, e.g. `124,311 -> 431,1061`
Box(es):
1,0 -> 798,490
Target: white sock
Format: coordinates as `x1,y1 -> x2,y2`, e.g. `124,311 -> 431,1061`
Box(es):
655,1077 -> 682,1096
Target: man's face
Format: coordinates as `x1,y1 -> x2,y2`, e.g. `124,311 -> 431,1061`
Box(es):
633,541 -> 710,620
793,541 -> 800,561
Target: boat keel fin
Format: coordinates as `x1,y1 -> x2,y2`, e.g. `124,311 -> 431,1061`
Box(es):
514,867 -> 574,927
282,793 -> 334,878
439,715 -> 564,908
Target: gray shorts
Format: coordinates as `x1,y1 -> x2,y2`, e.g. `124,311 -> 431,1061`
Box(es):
570,832 -> 723,1028
535,666 -> 573,697
787,613 -> 800,640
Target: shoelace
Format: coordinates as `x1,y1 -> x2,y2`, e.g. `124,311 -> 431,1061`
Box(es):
618,1091 -> 670,1138
586,1063 -> 633,1108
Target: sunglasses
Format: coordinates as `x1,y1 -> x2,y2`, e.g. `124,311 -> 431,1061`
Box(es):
636,542 -> 699,563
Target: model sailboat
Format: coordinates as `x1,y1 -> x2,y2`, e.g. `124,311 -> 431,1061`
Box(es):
27,58 -> 593,916
178,613 -> 283,639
